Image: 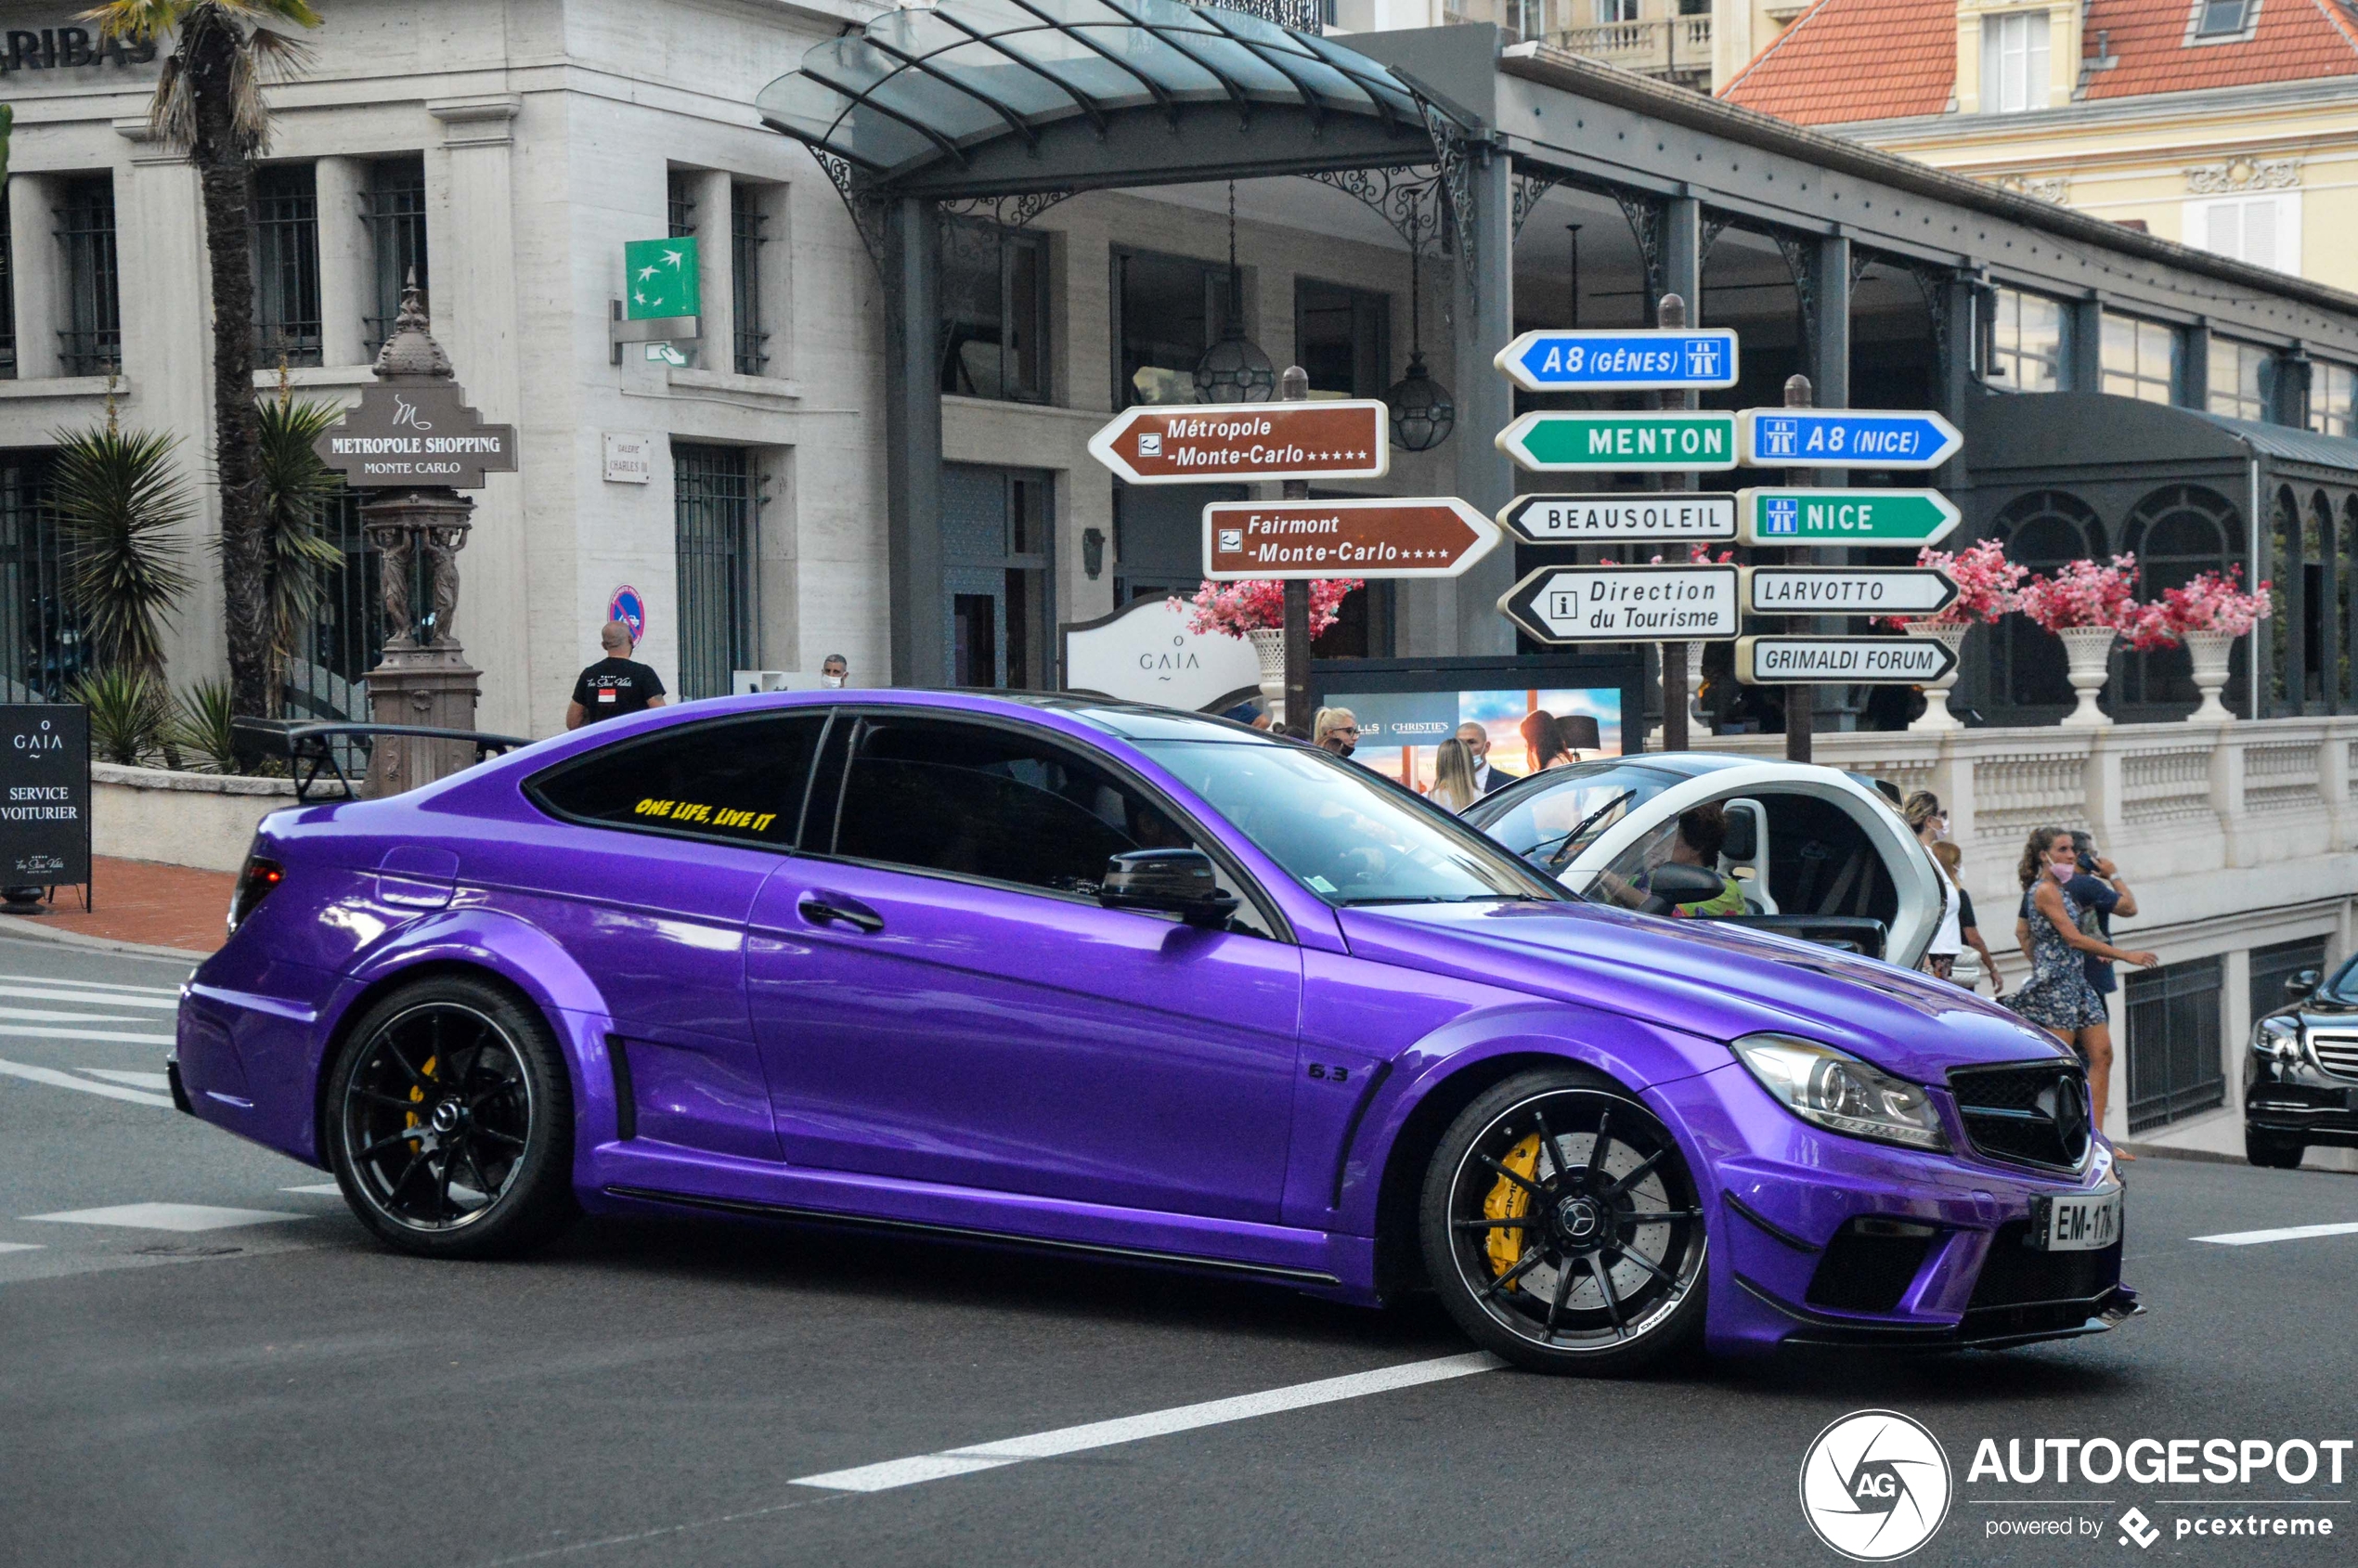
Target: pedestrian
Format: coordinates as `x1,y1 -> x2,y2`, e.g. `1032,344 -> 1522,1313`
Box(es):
1313,707 -> 1361,758
1903,791 -> 1962,981
1931,840 -> 2003,997
564,619 -> 668,730
1429,738 -> 1481,812
2002,824 -> 2158,1145
1519,710 -> 1571,772
1455,721 -> 1520,795
821,653 -> 850,689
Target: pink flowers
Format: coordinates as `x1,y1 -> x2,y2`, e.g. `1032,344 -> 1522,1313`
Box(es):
2160,565 -> 2274,638
1187,578 -> 1362,640
2017,553 -> 2144,635
1877,539 -> 2027,630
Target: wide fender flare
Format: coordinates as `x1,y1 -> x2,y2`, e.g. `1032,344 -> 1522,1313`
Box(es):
324,907 -> 623,1166
1339,998 -> 1730,1235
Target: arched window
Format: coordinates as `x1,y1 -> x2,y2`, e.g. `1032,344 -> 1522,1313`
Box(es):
2268,486 -> 2299,713
1993,490 -> 2105,711
2304,492 -> 2336,709
2340,496 -> 2358,709
2119,484 -> 2237,710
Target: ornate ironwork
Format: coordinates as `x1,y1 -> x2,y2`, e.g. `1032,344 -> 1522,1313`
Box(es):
1615,191 -> 1665,306
1700,212 -> 1733,264
1417,94 -> 1477,308
1774,232 -> 1817,346
811,149 -> 892,275
1176,0 -> 1319,32
1512,171 -> 1564,241
1897,257 -> 1955,377
939,188 -> 1079,232
1302,165 -> 1446,256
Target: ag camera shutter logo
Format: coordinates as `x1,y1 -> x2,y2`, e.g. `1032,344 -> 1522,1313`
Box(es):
1799,1410 -> 1952,1561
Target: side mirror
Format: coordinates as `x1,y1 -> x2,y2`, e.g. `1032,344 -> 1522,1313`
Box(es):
2287,969 -> 2322,1003
1639,862 -> 1726,915
1099,849 -> 1238,928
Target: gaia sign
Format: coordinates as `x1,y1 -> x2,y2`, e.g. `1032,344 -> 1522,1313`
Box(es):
0,705 -> 90,888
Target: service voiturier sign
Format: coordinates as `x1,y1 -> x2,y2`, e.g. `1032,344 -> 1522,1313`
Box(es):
0,704 -> 90,887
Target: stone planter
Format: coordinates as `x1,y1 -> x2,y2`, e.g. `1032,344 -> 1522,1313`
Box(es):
2055,625 -> 2118,728
1904,622 -> 1969,732
2184,628 -> 2237,723
1247,628 -> 1288,727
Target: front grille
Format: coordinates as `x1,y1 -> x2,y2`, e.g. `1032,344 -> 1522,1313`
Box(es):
2311,1034 -> 2358,1082
1807,1220 -> 1938,1315
1969,1220 -> 2121,1310
1949,1061 -> 2092,1171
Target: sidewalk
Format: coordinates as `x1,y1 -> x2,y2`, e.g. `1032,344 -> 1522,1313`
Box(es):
3,857 -> 234,956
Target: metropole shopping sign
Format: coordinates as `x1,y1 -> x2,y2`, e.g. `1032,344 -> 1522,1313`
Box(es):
314,384 -> 519,489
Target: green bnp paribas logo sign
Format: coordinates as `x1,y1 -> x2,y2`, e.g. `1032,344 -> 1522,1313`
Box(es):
625,235 -> 700,320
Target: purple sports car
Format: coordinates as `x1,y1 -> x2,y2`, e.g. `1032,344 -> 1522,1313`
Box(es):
174,692 -> 2134,1374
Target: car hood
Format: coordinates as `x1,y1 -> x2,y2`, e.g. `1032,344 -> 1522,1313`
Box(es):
1340,899 -> 2069,1084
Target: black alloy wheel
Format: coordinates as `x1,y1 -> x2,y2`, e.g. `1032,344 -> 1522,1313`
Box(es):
1421,1069 -> 1709,1375
328,975 -> 577,1259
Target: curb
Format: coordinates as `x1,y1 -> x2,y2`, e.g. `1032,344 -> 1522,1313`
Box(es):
2116,1139 -> 2358,1175
0,920 -> 212,965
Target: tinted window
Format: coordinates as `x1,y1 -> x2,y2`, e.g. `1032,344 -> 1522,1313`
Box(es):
1466,761 -> 1684,873
527,712 -> 828,849
1138,740 -> 1558,907
825,717 -> 1272,934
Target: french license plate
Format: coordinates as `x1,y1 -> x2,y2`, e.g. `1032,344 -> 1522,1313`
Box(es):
2031,1187 -> 2122,1252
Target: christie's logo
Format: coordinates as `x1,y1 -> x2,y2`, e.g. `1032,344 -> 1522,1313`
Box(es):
1799,1410 -> 1952,1561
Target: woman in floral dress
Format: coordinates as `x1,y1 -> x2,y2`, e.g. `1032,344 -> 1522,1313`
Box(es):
2003,825 -> 2158,1142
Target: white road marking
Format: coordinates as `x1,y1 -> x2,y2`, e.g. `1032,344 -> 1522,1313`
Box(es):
0,987 -> 180,1010
791,1351 -> 1505,1494
76,1069 -> 173,1091
281,1183 -> 343,1196
2193,1221 -> 2358,1247
0,1242 -> 44,1254
0,1025 -> 175,1045
0,1057 -> 176,1108
25,1203 -> 307,1233
0,974 -> 183,998
0,1006 -> 146,1024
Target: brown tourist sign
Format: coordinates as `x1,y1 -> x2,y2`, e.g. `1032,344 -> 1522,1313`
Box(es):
1202,498 -> 1499,580
1089,400 -> 1389,485
313,383 -> 520,490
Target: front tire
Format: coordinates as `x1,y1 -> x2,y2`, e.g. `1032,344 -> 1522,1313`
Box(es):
2246,1131 -> 2306,1170
327,975 -> 577,1259
1420,1068 -> 1708,1376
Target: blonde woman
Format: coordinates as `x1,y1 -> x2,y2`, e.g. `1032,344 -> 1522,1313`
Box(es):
1429,738 -> 1480,812
1312,707 -> 1360,758
2002,824 -> 2157,1141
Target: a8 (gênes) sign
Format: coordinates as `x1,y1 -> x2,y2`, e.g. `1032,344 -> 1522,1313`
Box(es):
1736,488 -> 1960,547
1495,330 -> 1741,392
1204,498 -> 1499,579
1497,492 -> 1736,545
1735,635 -> 1960,685
1496,411 -> 1740,473
0,704 -> 90,888
314,384 -> 520,489
1497,564 -> 1741,644
1089,402 -> 1389,485
1741,567 -> 1959,616
1738,408 -> 1963,469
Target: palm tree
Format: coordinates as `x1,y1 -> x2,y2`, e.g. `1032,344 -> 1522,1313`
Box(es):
49,422 -> 195,678
254,384 -> 346,712
81,0 -> 323,727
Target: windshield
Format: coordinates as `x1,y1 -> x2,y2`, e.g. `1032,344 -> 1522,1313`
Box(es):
1465,761 -> 1686,875
1137,740 -> 1560,907
2319,954 -> 2358,1005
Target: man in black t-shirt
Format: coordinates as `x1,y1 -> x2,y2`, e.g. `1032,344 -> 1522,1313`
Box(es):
565,620 -> 669,729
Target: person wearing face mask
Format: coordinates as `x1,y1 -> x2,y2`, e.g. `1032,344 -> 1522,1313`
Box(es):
1313,707 -> 1362,759
1902,791 -> 1963,980
2002,824 -> 2157,1141
821,654 -> 850,690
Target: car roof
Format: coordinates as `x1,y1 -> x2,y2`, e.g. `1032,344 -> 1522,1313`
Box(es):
658,688 -> 1276,744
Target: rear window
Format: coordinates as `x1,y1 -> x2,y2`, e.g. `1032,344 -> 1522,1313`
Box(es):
525,713 -> 828,849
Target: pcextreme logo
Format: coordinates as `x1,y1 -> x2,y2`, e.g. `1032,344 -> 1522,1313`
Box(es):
1800,1410 -> 1955,1562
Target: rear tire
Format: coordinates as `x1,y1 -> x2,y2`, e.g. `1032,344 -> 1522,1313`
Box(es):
1419,1068 -> 1708,1376
2246,1131 -> 2306,1170
326,975 -> 577,1259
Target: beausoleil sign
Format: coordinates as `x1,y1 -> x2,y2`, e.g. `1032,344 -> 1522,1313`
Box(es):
313,384 -> 520,489
1497,492 -> 1737,545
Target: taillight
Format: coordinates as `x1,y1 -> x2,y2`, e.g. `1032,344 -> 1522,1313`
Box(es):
227,855 -> 285,934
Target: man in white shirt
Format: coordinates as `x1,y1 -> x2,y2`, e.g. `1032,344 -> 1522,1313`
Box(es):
1457,722 -> 1520,795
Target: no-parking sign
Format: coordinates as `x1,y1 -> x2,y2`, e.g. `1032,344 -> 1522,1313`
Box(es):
607,585 -> 646,643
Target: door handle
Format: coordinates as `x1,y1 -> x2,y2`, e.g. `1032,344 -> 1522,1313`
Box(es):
798,892 -> 885,934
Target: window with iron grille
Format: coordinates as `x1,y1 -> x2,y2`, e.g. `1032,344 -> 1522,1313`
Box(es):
54,177 -> 121,376
253,163 -> 323,368
282,484 -> 383,724
732,184 -> 771,376
674,444 -> 757,701
2125,955 -> 2224,1134
0,452 -> 84,702
667,172 -> 696,240
362,156 -> 428,351
1,198 -> 15,379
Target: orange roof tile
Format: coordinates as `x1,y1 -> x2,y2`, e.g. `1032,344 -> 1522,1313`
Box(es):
1719,0 -> 2358,127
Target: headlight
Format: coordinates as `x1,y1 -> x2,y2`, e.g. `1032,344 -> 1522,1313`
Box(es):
1730,1033 -> 1950,1152
2252,1015 -> 2306,1067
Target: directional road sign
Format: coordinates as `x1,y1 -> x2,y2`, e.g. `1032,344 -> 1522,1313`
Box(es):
1497,492 -> 1736,545
1497,564 -> 1741,644
1204,498 -> 1500,580
1736,487 -> 1961,547
1495,329 -> 1740,392
1089,400 -> 1389,485
1734,635 -> 1960,686
1741,566 -> 1959,616
1496,411 -> 1739,473
1737,408 -> 1963,469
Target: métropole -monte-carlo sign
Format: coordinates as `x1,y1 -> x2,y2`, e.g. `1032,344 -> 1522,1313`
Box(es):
313,384 -> 519,489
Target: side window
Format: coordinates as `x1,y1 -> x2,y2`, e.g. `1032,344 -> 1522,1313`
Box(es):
527,712 -> 829,849
826,716 -> 1275,935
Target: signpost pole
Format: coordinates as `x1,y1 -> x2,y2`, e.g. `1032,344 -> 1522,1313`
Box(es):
1279,367 -> 1312,730
1781,373 -> 1814,765
1656,293 -> 1691,753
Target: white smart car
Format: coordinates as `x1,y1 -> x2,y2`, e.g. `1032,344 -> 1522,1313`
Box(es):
1462,754 -> 1945,970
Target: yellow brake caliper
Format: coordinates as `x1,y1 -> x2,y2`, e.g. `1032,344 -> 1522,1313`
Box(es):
1483,1134 -> 1542,1281
403,1056 -> 440,1147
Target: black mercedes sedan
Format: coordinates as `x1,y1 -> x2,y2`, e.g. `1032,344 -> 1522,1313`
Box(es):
2245,955 -> 2358,1167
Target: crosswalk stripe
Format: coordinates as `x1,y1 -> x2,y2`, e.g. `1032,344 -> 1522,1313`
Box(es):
0,1007 -> 147,1024
2192,1221 -> 2358,1246
24,1203 -> 305,1232
0,1057 -> 176,1108
0,987 -> 180,1011
0,1025 -> 176,1046
78,1069 -> 173,1091
0,975 -> 183,998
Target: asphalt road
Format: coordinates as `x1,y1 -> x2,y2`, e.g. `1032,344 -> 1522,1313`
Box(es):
5,931 -> 2358,1568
